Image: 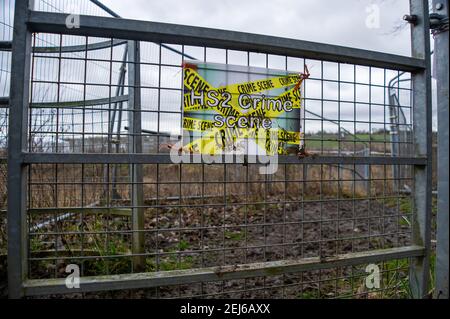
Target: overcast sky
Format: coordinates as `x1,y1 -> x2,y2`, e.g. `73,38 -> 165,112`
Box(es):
101,0 -> 412,56
97,0 -> 437,133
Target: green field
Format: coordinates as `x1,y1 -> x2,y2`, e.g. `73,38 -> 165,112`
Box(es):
305,133 -> 388,150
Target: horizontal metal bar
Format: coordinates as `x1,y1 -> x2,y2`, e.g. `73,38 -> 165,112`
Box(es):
21,153 -> 428,165
1,39 -> 127,53
34,39 -> 126,53
88,0 -> 196,61
27,11 -> 425,72
28,176 -> 414,185
28,212 -> 414,237
30,94 -> 128,108
0,97 -> 9,106
22,245 -> 424,296
89,0 -> 121,18
124,126 -> 175,137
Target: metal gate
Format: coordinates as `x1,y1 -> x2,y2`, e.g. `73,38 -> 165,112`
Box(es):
4,0 -> 432,298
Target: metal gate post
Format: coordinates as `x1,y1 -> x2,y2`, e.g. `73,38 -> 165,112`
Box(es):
111,47 -> 128,200
363,148 -> 370,195
388,90 -> 400,191
433,0 -> 449,300
7,0 -> 34,299
409,0 -> 433,299
127,40 -> 145,271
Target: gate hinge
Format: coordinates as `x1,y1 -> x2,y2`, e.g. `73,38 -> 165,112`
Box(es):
429,13 -> 449,36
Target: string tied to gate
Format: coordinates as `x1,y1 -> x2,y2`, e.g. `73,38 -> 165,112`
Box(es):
293,64 -> 310,92
295,64 -> 313,159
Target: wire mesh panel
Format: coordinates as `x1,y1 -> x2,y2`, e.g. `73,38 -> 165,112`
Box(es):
0,0 -> 129,298
29,258 -> 412,299
0,0 -> 14,296
33,0 -> 114,16
3,0 -> 432,299
23,33 -> 418,298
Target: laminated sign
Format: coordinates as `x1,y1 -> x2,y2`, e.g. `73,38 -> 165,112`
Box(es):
182,61 -> 308,155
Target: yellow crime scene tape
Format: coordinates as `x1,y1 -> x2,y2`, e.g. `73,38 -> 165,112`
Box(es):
183,66 -> 302,113
182,122 -> 302,155
182,116 -> 301,144
181,63 -> 309,155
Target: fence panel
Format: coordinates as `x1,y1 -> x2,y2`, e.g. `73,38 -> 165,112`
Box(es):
4,0 -> 432,299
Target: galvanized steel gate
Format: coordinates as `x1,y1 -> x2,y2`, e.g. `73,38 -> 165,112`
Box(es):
5,0 -> 433,298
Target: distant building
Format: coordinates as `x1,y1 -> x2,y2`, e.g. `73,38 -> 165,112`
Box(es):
57,134 -> 175,153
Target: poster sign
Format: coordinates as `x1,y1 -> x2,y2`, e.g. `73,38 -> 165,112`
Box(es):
181,61 -> 307,156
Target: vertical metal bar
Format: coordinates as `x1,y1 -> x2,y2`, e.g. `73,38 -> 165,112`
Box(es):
128,40 -> 145,271
433,0 -> 449,300
7,0 -> 34,299
111,47 -> 128,200
363,147 -> 370,196
409,0 -> 433,299
389,78 -> 400,190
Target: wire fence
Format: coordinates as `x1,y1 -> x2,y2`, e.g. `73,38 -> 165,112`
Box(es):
1,0 -> 433,299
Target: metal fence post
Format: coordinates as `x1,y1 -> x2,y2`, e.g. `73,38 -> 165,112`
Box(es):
389,90 -> 400,191
363,148 -> 370,195
128,40 -> 145,272
409,0 -> 433,299
433,0 -> 449,300
7,0 -> 34,298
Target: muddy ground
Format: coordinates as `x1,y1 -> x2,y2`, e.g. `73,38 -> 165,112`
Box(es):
0,197 -> 412,299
